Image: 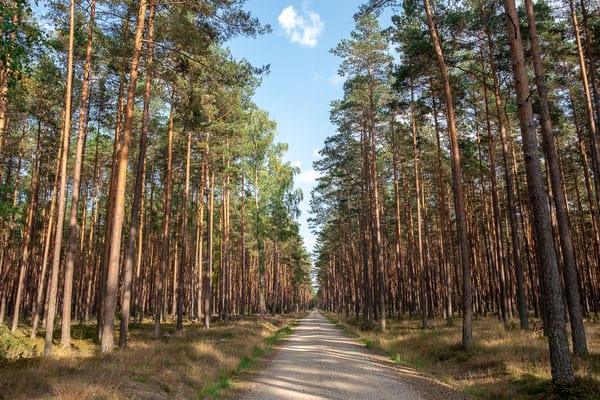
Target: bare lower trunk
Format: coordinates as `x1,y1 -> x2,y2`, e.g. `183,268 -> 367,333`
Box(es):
44,0 -> 76,356
101,0 -> 148,353
120,3 -> 155,348
502,0 -> 574,384
423,0 -> 472,349
524,0 -> 587,355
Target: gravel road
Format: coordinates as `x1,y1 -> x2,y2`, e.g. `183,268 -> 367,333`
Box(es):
234,310 -> 467,400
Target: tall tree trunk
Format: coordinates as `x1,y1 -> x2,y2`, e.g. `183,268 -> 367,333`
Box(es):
101,0 -> 147,353
423,0 -> 472,349
31,123 -> 62,339
11,128 -> 41,334
119,2 -> 155,348
524,0 -> 587,355
502,0 -> 574,384
579,0 -> 600,125
255,166 -> 266,319
155,97 -> 174,338
478,47 -> 509,325
430,81 -> 452,325
204,169 -> 214,328
44,0 -> 76,356
177,127 -> 192,330
240,173 -> 246,317
61,0 -> 96,348
410,79 -> 426,329
482,10 -> 528,329
568,0 -> 600,206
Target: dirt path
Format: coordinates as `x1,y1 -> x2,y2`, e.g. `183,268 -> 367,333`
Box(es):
233,310 -> 468,400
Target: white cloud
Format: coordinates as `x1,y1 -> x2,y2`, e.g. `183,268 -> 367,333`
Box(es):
312,148 -> 321,158
291,160 -> 303,168
297,169 -> 322,185
278,3 -> 324,48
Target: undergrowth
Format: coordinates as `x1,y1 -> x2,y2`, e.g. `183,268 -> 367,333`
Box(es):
325,313 -> 600,400
197,320 -> 298,398
0,314 -> 302,400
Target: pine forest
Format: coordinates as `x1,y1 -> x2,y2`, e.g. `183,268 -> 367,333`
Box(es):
1,0 -> 600,398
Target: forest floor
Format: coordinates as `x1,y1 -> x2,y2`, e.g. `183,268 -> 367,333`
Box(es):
325,312 -> 600,400
229,310 -> 466,399
0,314 -> 300,399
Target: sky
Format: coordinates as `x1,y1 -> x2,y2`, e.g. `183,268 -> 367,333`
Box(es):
227,0 -> 371,255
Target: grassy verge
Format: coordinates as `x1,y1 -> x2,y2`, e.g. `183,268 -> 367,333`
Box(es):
0,314 -> 302,400
197,320 -> 298,398
324,313 -> 600,400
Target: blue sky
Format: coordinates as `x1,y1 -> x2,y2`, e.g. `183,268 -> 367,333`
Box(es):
227,0 -> 369,254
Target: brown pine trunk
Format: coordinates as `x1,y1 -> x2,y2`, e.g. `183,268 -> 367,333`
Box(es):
524,0 -> 587,355
31,122 -> 62,339
502,0 -> 574,384
423,0 -> 472,349
11,128 -> 41,334
430,82 -> 452,325
568,0 -> 600,206
478,48 -> 509,325
579,0 -> 600,124
240,174 -> 246,317
482,12 -> 528,329
155,97 -> 174,338
44,0 -> 76,356
101,0 -> 147,353
204,169 -> 215,328
119,3 -> 155,348
61,0 -> 96,348
410,79 -> 426,329
177,127 -> 192,330
195,166 -> 205,321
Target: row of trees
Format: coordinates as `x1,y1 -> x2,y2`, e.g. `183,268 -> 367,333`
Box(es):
311,0 -> 599,384
0,0 -> 312,355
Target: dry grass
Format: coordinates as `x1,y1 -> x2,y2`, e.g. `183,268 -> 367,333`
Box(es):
326,313 -> 600,399
0,315 -> 300,400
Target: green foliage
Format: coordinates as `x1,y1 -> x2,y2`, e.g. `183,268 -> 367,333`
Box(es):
1,0 -> 40,86
0,325 -> 34,361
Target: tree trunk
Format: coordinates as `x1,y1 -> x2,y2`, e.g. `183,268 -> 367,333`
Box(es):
11,128 -> 40,334
155,96 -> 174,338
119,3 -> 155,348
61,0 -> 96,348
524,0 -> 587,355
568,0 -> 600,206
482,11 -> 528,329
101,0 -> 147,353
44,0 -> 76,356
204,169 -> 214,329
423,0 -> 472,349
177,127 -> 191,330
502,0 -> 574,384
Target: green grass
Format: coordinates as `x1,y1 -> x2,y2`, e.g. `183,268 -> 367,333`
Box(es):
196,318 -> 299,399
0,325 -> 35,360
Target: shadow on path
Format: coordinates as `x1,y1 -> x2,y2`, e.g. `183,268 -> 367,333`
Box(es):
234,310 -> 464,400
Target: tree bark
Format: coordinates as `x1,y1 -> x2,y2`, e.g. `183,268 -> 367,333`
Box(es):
502,0 -> 574,384
44,0 -> 76,356
423,0 -> 472,349
101,0 -> 147,353
61,0 -> 96,348
524,0 -> 587,355
119,2 -> 155,348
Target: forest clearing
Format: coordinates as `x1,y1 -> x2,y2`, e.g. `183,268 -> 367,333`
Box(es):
2,0 -> 600,399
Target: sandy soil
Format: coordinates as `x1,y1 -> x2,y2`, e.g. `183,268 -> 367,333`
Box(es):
232,310 -> 469,400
